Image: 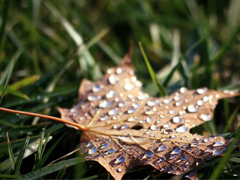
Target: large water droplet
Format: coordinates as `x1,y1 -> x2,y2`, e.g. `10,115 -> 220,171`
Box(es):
107,149 -> 115,154
100,115 -> 108,121
213,141 -> 224,147
174,95 -> 182,101
197,88 -> 207,94
204,139 -> 209,143
163,124 -> 170,128
118,102 -> 126,107
145,107 -> 157,114
106,90 -> 116,99
115,156 -> 125,164
124,83 -> 135,91
180,154 -> 187,161
132,103 -> 140,109
197,100 -> 204,106
163,99 -> 171,104
99,100 -> 114,108
109,74 -> 119,84
172,116 -> 182,123
92,85 -> 103,92
203,96 -> 209,102
157,144 -> 166,151
116,67 -> 124,74
128,116 -> 138,122
187,105 -> 198,113
128,109 -> 136,114
150,124 -> 158,131
87,95 -> 100,101
199,114 -> 212,121
138,93 -> 149,100
145,150 -> 154,157
171,147 -> 182,155
175,125 -> 188,133
88,146 -> 97,154
108,108 -> 118,115
147,100 -> 159,106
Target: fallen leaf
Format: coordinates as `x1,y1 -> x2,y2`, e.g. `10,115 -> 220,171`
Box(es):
57,53 -> 239,180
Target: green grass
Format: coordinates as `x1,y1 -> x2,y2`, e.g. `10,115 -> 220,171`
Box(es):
0,0 -> 240,179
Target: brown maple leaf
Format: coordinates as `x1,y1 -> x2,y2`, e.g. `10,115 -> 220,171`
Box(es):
0,53 -> 239,180
57,53 -> 238,180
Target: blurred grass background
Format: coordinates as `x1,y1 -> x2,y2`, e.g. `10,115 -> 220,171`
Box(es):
0,0 -> 240,179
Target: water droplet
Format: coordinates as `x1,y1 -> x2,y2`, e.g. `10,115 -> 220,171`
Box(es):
100,115 -> 108,121
171,147 -> 182,154
163,99 -> 171,104
118,102 -> 126,107
191,143 -> 199,147
163,124 -> 170,128
213,141 -> 224,147
115,156 -> 125,164
156,120 -> 162,123
180,154 -> 187,161
128,109 -> 136,114
197,100 -> 204,106
175,125 -> 188,133
124,83 -> 135,91
128,116 -> 138,122
168,110 -> 176,115
100,143 -> 108,149
180,87 -> 187,93
145,107 -> 157,114
105,139 -> 111,143
121,125 -> 129,129
99,100 -> 114,108
172,116 -> 182,123
112,124 -> 118,129
108,108 -> 118,115
203,96 -> 209,102
109,74 -> 119,84
157,144 -> 166,151
107,149 -> 115,154
145,150 -> 154,157
106,90 -> 116,98
86,142 -> 93,147
150,125 -> 158,131
187,105 -> 198,113
117,168 -> 122,172
161,166 -> 167,172
92,85 -> 103,92
147,100 -> 159,106
175,101 -> 183,106
174,95 -> 182,101
146,117 -> 153,123
197,88 -> 207,94
132,103 -> 140,109
213,149 -> 221,155
87,95 -> 100,101
199,114 -> 212,121
204,139 -> 209,143
88,146 -> 97,154
116,67 -> 124,74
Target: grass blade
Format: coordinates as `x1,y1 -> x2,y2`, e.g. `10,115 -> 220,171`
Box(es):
6,132 -> 15,170
13,136 -> 30,175
223,106 -> 240,133
139,42 -> 167,96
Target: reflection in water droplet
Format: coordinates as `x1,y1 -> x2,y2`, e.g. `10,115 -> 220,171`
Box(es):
128,109 -> 136,114
213,149 -> 221,155
124,83 -> 135,91
187,105 -> 198,113
172,116 -> 182,123
147,100 -> 159,106
171,147 -> 182,155
128,116 -> 138,122
86,142 -> 93,147
150,124 -> 158,131
109,74 -> 119,84
213,141 -> 224,147
157,144 -> 166,151
99,100 -> 114,108
88,146 -> 97,154
197,88 -> 207,94
199,114 -> 212,121
106,90 -> 116,98
117,168 -> 122,172
108,108 -> 118,115
115,156 -> 125,164
145,150 -> 154,158
175,125 -> 188,133
92,85 -> 103,92
100,143 -> 108,149
87,95 -> 100,101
